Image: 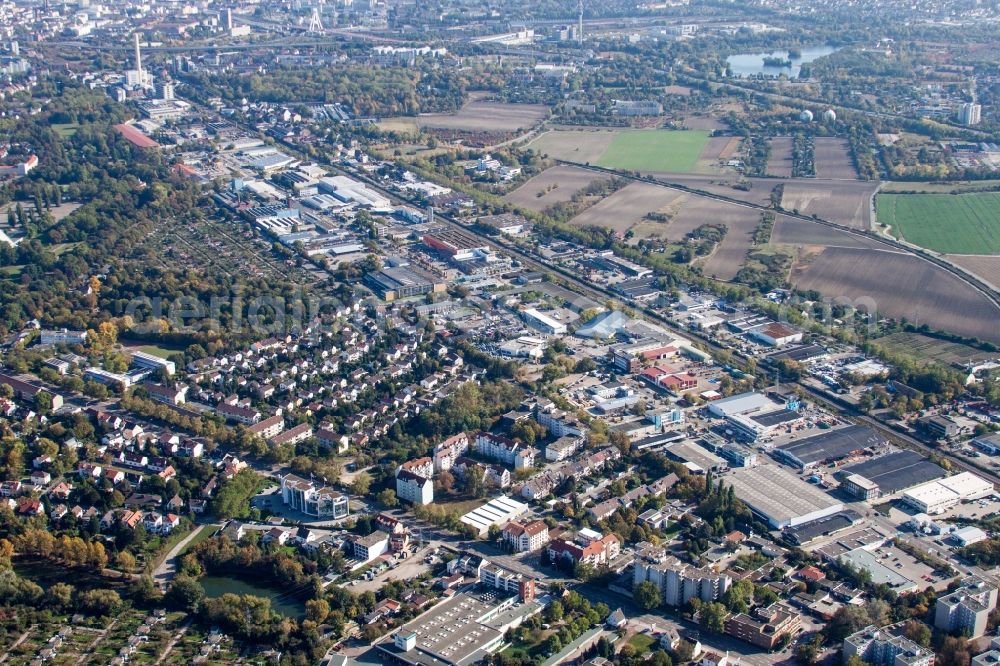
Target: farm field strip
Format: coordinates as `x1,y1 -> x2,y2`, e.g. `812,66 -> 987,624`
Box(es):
879,192 -> 1000,254
780,180 -> 878,230
813,137 -> 859,180
503,165 -> 612,212
770,216 -> 883,250
527,129 -> 712,173
767,136 -> 794,177
414,101 -> 549,132
566,182 -> 684,236
596,129 -> 711,173
945,254 -> 1000,291
872,331 -> 997,366
790,246 -> 1000,344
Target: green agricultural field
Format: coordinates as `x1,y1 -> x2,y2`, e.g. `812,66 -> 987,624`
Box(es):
879,192 -> 1000,254
596,130 -> 711,173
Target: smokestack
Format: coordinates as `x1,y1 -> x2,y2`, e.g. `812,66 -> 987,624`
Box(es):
225,8 -> 233,30
134,33 -> 143,84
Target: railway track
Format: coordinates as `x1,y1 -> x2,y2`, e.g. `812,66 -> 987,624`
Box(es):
184,97 -> 993,488
558,160 -> 1000,311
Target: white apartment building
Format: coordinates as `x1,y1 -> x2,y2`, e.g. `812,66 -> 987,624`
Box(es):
280,474 -> 350,518
433,432 -> 469,472
396,469 -> 434,505
935,579 -> 998,638
502,520 -> 550,552
843,625 -> 934,666
633,546 -> 732,607
474,431 -> 535,469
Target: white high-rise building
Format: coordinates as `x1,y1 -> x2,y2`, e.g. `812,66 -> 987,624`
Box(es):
958,102 -> 982,126
157,82 -> 175,101
935,579 -> 997,638
633,546 -> 732,607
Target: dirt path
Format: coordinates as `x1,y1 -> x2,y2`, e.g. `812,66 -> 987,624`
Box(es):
153,620 -> 191,666
0,625 -> 35,663
79,616 -> 121,663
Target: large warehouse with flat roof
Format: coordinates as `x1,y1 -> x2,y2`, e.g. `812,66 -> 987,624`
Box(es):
378,591 -> 517,666
774,425 -> 888,470
708,392 -> 775,418
839,450 -> 946,499
726,464 -> 844,528
902,472 -> 994,514
460,496 -> 528,535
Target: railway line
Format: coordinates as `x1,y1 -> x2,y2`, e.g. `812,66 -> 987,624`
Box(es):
558,160 -> 1000,311
178,92 -> 996,489
324,158 -> 999,485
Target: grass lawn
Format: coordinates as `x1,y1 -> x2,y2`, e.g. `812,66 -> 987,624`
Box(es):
879,192 -> 1000,254
49,241 -> 82,255
138,344 -> 181,359
179,524 -> 216,556
52,123 -> 80,138
596,130 -> 711,173
435,497 -> 488,514
628,633 -> 658,652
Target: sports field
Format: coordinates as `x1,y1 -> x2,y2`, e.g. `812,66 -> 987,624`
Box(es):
527,129 -> 712,173
879,192 -> 1000,254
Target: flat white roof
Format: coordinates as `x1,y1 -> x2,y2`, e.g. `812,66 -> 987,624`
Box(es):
708,391 -> 772,417
939,472 -> 993,499
460,496 -> 528,534
904,472 -> 993,508
953,526 -> 987,540
522,308 -> 565,331
904,481 -> 959,505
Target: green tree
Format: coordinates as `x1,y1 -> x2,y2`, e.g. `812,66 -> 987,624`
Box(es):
545,600 -> 564,623
166,575 -> 205,612
699,602 -> 728,633
350,472 -> 372,496
45,582 -> 74,611
634,581 -> 662,610
376,488 -> 398,508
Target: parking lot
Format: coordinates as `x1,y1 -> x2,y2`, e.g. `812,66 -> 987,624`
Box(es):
346,545 -> 439,593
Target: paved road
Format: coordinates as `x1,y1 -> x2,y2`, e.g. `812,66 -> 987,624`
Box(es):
153,524 -> 216,589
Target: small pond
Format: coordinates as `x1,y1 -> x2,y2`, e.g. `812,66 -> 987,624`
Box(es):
199,575 -> 306,619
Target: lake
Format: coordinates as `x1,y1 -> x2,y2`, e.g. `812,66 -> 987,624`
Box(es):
199,575 -> 306,619
726,46 -> 838,79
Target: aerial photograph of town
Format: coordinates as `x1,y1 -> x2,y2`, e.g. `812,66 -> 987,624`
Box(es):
1,0 -> 1000,664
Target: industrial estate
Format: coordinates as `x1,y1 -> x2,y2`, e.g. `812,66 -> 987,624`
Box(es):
0,1 -> 999,666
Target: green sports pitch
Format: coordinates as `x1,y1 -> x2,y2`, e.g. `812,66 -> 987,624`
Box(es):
595,129 -> 711,173
879,192 -> 1000,254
